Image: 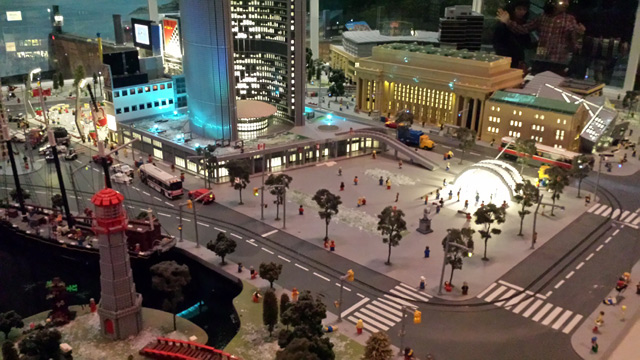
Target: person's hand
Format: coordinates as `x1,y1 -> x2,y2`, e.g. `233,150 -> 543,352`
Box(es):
496,9 -> 510,23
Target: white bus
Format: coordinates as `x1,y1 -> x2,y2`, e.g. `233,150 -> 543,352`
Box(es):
139,164 -> 183,199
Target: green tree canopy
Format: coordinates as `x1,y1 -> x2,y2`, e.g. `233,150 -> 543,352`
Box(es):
18,328 -> 61,360
73,65 -> 85,88
2,340 -> 19,360
456,127 -> 477,164
570,155 -> 593,198
259,262 -> 283,288
206,232 -> 237,265
278,291 -> 333,359
312,189 -> 342,241
51,194 -> 64,211
514,138 -> 537,174
442,228 -> 475,284
362,331 -> 394,360
279,293 -> 291,324
0,311 -> 23,340
394,109 -> 414,127
473,204 -> 506,261
150,261 -> 191,331
263,289 -> 279,336
266,174 -> 293,221
276,338 -> 321,360
328,69 -> 346,98
225,159 -> 251,205
377,206 -> 407,265
545,165 -> 570,216
513,180 -> 540,236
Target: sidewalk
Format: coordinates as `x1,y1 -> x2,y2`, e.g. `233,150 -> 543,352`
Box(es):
571,258 -> 640,359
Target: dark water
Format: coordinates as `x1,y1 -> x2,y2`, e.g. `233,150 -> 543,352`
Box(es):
0,227 -> 241,349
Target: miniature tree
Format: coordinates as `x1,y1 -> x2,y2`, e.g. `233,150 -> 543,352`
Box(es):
362,331 -> 394,360
514,138 -> 537,174
306,48 -> 315,83
455,127 -> 477,164
473,203 -> 506,261
278,291 -> 334,360
265,174 -> 293,221
52,75 -> 59,92
0,311 -> 23,340
58,72 -> 65,90
9,189 -> 30,201
46,277 -> 74,325
279,293 -> 291,324
136,211 -> 149,220
51,194 -> 64,212
513,180 -> 540,236
206,232 -> 236,265
263,289 -> 279,336
377,206 -> 407,265
312,189 -> 342,241
314,60 -> 323,81
394,109 -> 414,127
545,165 -> 570,216
225,159 -> 251,205
328,69 -> 346,98
72,65 -> 85,88
571,154 -> 592,198
18,328 -> 62,360
276,338 -> 320,360
150,261 -> 192,331
259,262 -> 283,288
2,340 -> 19,360
442,228 -> 475,284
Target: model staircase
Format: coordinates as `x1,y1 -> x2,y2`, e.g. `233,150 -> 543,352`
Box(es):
140,337 -> 240,360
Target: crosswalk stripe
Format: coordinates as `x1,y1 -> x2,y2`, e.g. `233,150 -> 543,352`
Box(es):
552,310 -> 574,330
504,293 -> 527,309
522,299 -> 544,318
377,297 -> 403,310
619,210 -> 631,221
340,297 -> 369,319
541,306 -> 563,326
625,213 -> 637,223
512,297 -> 534,314
363,305 -> 402,323
359,308 -> 398,326
371,300 -> 404,317
389,289 -> 423,303
348,316 -> 380,333
587,203 -> 600,213
532,303 -> 554,322
634,217 -> 640,225
602,207 -> 613,217
562,314 -> 584,334
476,282 -> 497,298
398,282 -> 418,292
495,289 -> 517,307
497,280 -> 524,291
383,294 -> 416,308
594,205 -> 609,215
354,311 -> 390,331
484,286 -> 507,302
611,209 -> 621,219
392,285 -> 431,302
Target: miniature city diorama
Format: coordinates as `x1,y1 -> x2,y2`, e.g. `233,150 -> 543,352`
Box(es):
1,0 -> 640,359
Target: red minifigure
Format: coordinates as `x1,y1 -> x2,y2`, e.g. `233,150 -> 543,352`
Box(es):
89,298 -> 97,313
330,240 -> 336,251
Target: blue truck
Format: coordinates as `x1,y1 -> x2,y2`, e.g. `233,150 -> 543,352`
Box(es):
397,126 -> 436,150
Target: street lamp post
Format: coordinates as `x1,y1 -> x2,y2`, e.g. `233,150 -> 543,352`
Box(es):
336,269 -> 354,322
178,203 -> 184,243
398,306 -> 410,356
531,195 -> 565,249
438,238 -> 473,295
593,153 -> 614,203
178,190 -> 212,248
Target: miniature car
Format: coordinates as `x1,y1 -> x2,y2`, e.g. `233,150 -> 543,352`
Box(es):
39,144 -> 66,155
111,172 -> 132,184
385,121 -> 398,129
188,188 -> 215,204
64,148 -> 78,161
111,163 -> 134,177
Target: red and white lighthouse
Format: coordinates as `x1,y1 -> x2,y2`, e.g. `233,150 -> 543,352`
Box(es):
91,188 -> 142,339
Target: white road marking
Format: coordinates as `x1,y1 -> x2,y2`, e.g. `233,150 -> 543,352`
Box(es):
214,227 -> 227,232
340,297 -> 369,318
295,263 -> 309,271
552,310 -> 574,330
470,152 -> 481,156
594,205 -> 609,215
586,253 -> 595,261
392,285 -> 431,301
504,293 -> 527,308
611,209 -> 621,219
262,230 -> 278,237
562,314 -> 584,334
357,293 -> 366,298
35,191 -> 46,194
383,294 -> 416,308
353,311 -> 389,331
542,306 -> 564,326
566,271 -> 575,279
277,255 -> 291,263
634,216 -> 640,225
596,244 -> 604,252
625,213 -> 637,223
335,283 -> 351,291
612,229 -> 620,236
359,308 -> 396,327
230,233 -> 242,239
601,207 -> 613,217
498,280 -> 525,291
554,280 -> 565,289
347,315 -> 382,333
142,191 -> 150,196
127,206 -> 135,209
132,186 -> 139,190
313,272 -> 330,282
531,303 -> 554,322
245,240 -> 258,247
522,299 -> 544,318
605,237 -> 612,244
153,196 -> 162,201
365,305 -> 402,322
164,202 -> 174,207
495,289 -> 516,307
576,262 -> 585,270
158,212 -> 171,217
197,222 -> 209,227
512,297 -> 534,314
398,282 -> 418,292
74,160 -> 82,164
545,291 -> 553,297
261,247 -> 274,254
371,301 -> 403,317
587,203 -> 601,213
476,282 -> 497,298
377,297 -> 402,310
93,168 -> 101,173
484,286 -> 507,302
620,210 -> 631,221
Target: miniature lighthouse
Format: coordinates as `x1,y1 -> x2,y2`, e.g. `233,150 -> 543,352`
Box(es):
91,188 -> 142,339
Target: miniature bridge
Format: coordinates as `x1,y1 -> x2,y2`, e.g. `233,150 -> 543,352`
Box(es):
140,338 -> 240,360
336,128 -> 439,170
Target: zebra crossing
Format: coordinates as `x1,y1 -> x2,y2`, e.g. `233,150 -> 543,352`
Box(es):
587,204 -> 640,228
476,280 -> 584,334
342,283 -> 431,334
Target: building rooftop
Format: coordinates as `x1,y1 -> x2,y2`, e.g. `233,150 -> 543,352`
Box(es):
91,188 -> 125,207
343,30 -> 439,45
490,90 -> 581,115
378,43 -> 504,62
237,100 -> 277,119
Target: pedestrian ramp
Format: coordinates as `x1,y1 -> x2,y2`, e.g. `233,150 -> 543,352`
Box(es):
476,281 -> 583,334
587,204 -> 640,228
342,283 -> 431,334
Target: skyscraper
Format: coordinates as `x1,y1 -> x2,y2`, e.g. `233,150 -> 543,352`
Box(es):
231,0 -> 306,127
439,5 -> 484,51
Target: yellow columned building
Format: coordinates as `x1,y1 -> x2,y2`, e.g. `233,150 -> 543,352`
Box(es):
354,43 -> 523,133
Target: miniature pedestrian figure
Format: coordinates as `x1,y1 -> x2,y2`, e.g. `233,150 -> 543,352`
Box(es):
490,138 -> 495,147
424,246 -> 430,258
354,176 -> 359,185
252,290 -> 262,303
404,347 -> 415,360
323,325 -> 338,333
480,201 -> 485,208
443,153 -> 447,161
330,240 -> 336,251
424,194 -> 429,205
541,204 -> 546,215
419,276 -> 426,290
357,198 -> 362,207
324,238 -> 329,249
636,281 -> 640,294
361,197 -> 367,205
340,182 -> 345,191
399,160 -> 403,169
356,319 -> 364,335
379,176 -> 384,186
250,266 -> 257,280
591,337 -> 599,354
386,179 -> 391,190
444,281 -> 453,292
237,263 -> 243,273
443,178 -> 447,187
464,200 -> 469,210
171,163 -> 175,173
633,149 -> 637,158
180,172 -> 185,182
436,204 -> 441,214
620,305 -> 627,321
448,190 -> 453,200
475,192 -> 480,205
148,154 -> 153,163
89,298 -> 97,313
372,151 -> 377,159
292,287 -> 299,302
462,282 -> 469,295
395,192 -> 399,202
24,161 -> 29,170
595,311 -> 605,327
447,151 -> 453,160
439,198 -> 444,208
436,189 -> 440,200
349,127 -> 354,135
585,195 -> 591,206
501,201 -> 508,209
338,167 -> 342,176
299,205 -> 304,215
457,189 -> 461,202
446,162 -> 450,171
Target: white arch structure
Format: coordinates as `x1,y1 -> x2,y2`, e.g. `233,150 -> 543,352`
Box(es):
452,159 -> 523,205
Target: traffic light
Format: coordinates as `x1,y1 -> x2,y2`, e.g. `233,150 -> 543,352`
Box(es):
187,200 -> 193,209
178,225 -> 182,231
346,269 -> 355,282
413,310 -> 422,324
254,187 -> 259,197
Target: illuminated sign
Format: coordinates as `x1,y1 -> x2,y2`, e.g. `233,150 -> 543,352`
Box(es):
131,18 -> 153,50
5,42 -> 15,52
162,17 -> 183,75
107,114 -> 117,131
6,11 -> 22,21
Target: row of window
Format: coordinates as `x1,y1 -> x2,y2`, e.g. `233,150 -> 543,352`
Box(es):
508,131 -> 521,137
510,120 -> 522,127
115,99 -> 174,114
488,116 -> 500,123
531,135 -> 543,142
113,83 -> 172,98
532,124 -> 545,131
556,130 -> 565,140
487,126 -> 499,134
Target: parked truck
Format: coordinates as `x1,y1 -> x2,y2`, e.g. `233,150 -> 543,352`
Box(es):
397,126 -> 436,150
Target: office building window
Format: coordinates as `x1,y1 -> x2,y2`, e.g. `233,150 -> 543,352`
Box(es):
160,84 -> 165,90
161,100 -> 167,106
137,87 -> 143,94
147,102 -> 152,108
153,140 -> 163,148
145,86 -> 150,92
132,105 -> 137,111
121,90 -> 127,97
154,101 -> 159,107
114,91 -> 119,98
153,85 -> 158,91
169,99 -> 174,105
142,136 -> 152,144
116,108 -> 122,114
167,83 -> 173,89
129,89 -> 135,95
139,104 -> 145,110
175,156 -> 185,168
123,107 -> 129,113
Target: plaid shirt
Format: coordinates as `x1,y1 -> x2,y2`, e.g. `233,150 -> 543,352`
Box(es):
508,13 -> 580,63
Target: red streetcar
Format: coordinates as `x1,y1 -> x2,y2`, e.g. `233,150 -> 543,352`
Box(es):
498,136 -> 583,170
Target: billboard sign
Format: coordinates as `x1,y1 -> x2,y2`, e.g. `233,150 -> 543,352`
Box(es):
131,18 -> 152,50
6,11 -> 22,21
162,16 -> 183,75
